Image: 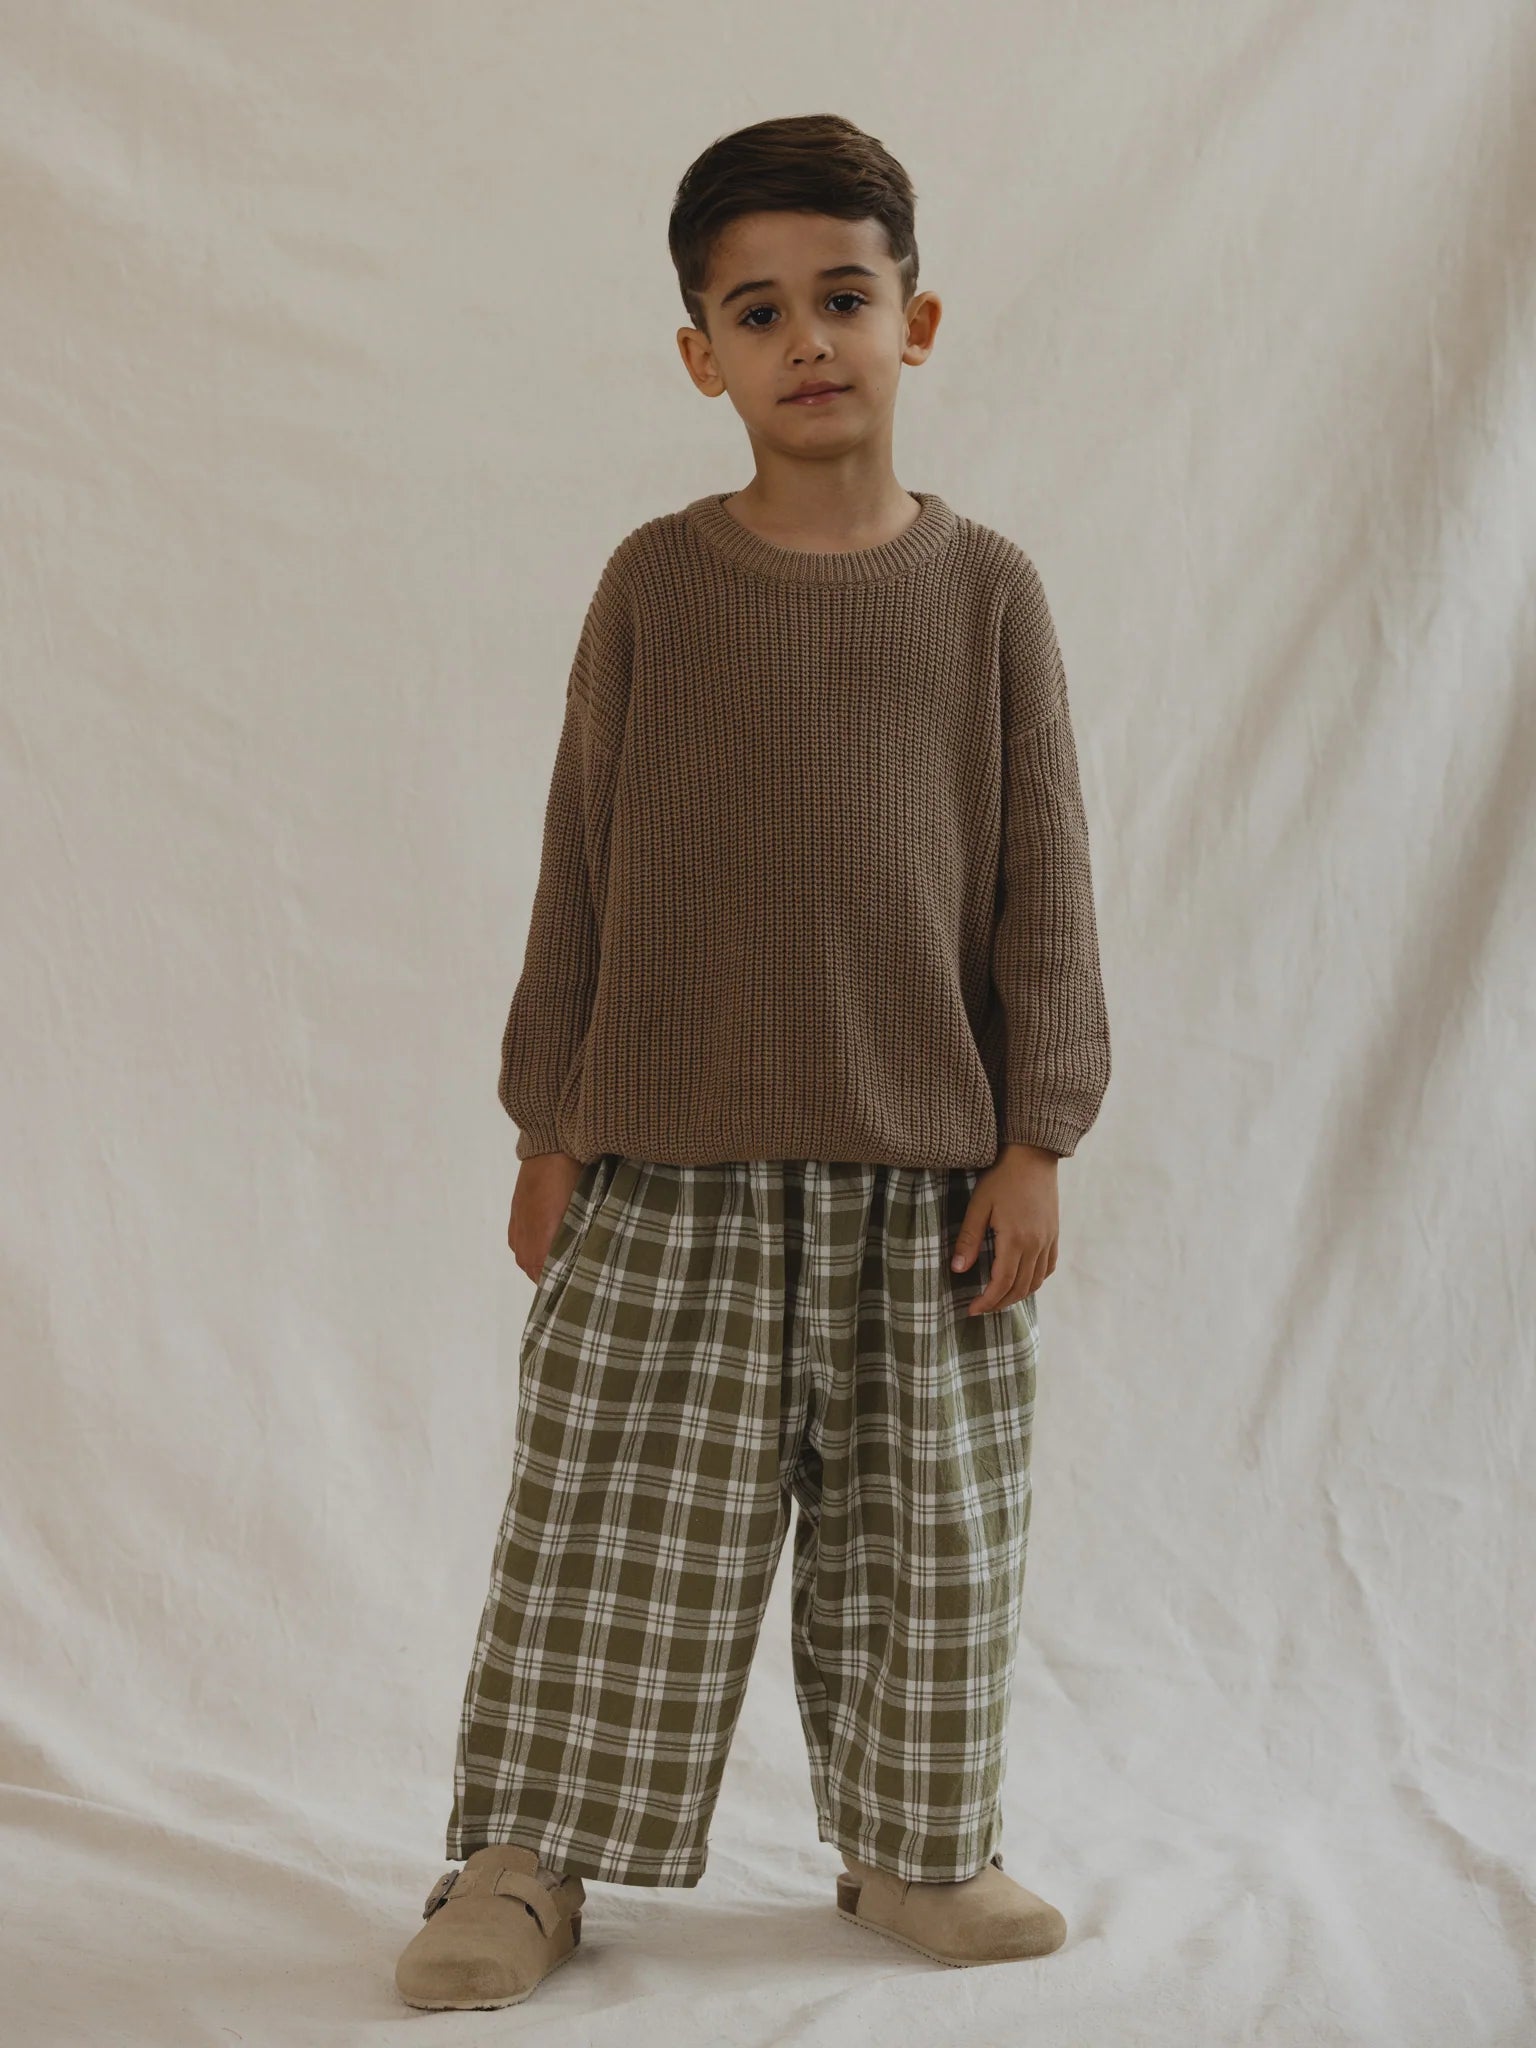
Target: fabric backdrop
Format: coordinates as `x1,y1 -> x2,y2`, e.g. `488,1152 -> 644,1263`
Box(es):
4,3 -> 1533,2043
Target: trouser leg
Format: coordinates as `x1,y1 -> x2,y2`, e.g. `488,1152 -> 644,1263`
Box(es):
785,1161 -> 1038,1883
445,1155 -> 795,1886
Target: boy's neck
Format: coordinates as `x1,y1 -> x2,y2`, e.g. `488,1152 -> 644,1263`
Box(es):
720,476 -> 923,555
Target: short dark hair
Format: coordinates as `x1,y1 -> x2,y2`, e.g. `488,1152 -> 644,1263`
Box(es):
668,113 -> 919,338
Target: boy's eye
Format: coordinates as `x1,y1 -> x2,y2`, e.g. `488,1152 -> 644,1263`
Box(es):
739,291 -> 868,329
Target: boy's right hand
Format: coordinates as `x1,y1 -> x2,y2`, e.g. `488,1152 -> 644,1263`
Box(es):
508,1151 -> 585,1284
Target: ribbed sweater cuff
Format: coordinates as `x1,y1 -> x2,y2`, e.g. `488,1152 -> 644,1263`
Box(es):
999,1117 -> 1082,1159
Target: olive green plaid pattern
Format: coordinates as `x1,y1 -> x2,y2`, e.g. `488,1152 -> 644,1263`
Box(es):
445,1153 -> 1039,1886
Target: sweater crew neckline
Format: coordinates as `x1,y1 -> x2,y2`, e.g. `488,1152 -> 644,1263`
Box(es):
683,488 -> 958,585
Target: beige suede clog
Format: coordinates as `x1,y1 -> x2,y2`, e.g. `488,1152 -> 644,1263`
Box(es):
836,1848 -> 1067,1967
394,1844 -> 586,2010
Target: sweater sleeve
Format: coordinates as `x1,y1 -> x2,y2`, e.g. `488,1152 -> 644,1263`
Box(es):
497,550 -> 631,1160
989,557 -> 1112,1158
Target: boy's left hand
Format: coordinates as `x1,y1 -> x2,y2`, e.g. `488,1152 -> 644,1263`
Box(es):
951,1142 -> 1059,1314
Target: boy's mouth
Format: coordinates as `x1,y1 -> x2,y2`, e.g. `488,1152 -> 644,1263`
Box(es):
782,384 -> 850,405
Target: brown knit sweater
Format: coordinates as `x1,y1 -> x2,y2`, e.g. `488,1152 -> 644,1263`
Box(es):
498,488 -> 1111,1168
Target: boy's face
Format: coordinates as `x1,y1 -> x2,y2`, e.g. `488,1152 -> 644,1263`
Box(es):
677,211 -> 940,454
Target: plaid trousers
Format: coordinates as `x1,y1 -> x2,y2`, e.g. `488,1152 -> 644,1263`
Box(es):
445,1152 -> 1039,1886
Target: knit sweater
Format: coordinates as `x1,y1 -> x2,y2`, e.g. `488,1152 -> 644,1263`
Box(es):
497,488 -> 1111,1168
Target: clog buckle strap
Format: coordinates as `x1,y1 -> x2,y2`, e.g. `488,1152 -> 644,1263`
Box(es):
489,1864 -> 564,1939
421,1867 -> 461,1919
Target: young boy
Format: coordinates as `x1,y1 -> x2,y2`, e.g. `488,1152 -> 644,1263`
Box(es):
395,112 -> 1111,2010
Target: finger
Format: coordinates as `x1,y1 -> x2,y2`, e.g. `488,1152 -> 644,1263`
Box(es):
950,1200 -> 993,1273
1001,1252 -> 1045,1305
1011,1253 -> 1048,1302
967,1240 -> 1025,1316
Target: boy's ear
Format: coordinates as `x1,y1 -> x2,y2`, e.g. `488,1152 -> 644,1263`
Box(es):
676,326 -> 726,398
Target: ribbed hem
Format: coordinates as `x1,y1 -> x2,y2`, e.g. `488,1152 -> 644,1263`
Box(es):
683,489 -> 958,586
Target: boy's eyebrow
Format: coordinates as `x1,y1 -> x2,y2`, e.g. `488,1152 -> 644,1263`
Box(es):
716,263 -> 880,309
